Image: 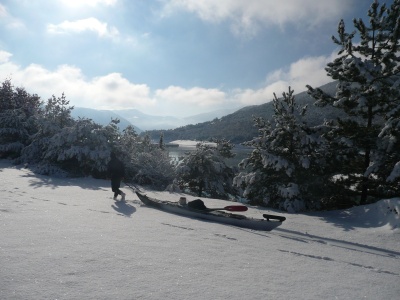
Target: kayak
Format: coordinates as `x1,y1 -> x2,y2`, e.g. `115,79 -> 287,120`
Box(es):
135,192 -> 284,231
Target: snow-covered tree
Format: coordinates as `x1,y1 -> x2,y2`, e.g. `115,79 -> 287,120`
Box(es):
0,109 -> 28,157
159,132 -> 165,150
175,140 -> 235,199
0,79 -> 42,158
42,118 -> 111,176
116,125 -> 141,177
370,106 -> 400,196
0,82 -> 174,182
43,93 -> 74,129
307,0 -> 400,203
128,133 -> 175,189
19,93 -> 75,165
234,87 -> 328,212
214,138 -> 235,159
121,126 -> 140,153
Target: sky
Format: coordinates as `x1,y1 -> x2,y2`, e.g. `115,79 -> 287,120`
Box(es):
0,0 -> 392,117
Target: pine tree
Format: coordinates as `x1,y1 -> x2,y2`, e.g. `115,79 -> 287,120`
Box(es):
175,140 -> 235,199
131,133 -> 175,188
0,79 -> 42,158
42,118 -> 111,176
370,105 -> 400,196
19,93 -> 75,165
214,138 -> 235,159
43,93 -> 74,130
159,132 -> 165,150
234,87 -> 328,212
307,0 -> 400,204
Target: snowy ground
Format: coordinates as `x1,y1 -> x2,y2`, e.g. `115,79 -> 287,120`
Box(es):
1,160 -> 399,300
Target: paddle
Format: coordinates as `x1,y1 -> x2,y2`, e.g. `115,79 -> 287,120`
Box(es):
206,205 -> 248,212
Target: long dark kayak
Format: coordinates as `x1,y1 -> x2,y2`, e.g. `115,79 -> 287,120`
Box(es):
136,192 -> 284,231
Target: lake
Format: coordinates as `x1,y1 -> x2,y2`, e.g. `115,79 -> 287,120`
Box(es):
166,140 -> 253,167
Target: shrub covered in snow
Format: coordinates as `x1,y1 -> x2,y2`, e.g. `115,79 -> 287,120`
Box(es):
125,133 -> 175,189
0,81 -> 175,186
41,118 -> 111,177
175,139 -> 236,199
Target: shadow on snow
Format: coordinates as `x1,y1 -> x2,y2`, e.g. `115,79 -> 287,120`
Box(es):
111,200 -> 136,217
274,227 -> 400,259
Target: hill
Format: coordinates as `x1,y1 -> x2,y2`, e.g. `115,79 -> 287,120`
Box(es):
71,107 -> 239,132
144,81 -> 343,143
71,107 -> 142,133
112,107 -> 239,131
70,82 -> 340,143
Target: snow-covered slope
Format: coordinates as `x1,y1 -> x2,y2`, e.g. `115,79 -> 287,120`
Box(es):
1,160 -> 399,300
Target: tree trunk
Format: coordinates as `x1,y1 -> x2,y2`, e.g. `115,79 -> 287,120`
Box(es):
198,180 -> 204,197
360,105 -> 373,205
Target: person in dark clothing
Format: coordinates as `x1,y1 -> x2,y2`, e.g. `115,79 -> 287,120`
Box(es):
107,151 -> 126,201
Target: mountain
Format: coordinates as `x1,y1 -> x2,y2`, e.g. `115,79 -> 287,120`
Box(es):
182,108 -> 241,125
111,109 -> 183,130
71,107 -> 142,133
112,107 -> 240,131
71,106 -> 240,133
144,81 -> 343,144
71,81 -> 340,143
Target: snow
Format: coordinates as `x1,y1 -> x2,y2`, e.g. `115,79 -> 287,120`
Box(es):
388,161 -> 400,183
1,160 -> 399,300
169,140 -> 216,147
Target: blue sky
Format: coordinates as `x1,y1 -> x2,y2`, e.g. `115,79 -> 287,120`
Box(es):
0,0 -> 390,117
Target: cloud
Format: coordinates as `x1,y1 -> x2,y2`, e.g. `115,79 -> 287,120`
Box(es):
0,51 -> 20,76
0,4 -> 6,17
0,51 -> 153,111
0,3 -> 25,29
59,0 -> 118,7
266,53 -> 337,89
233,52 -> 337,106
153,86 -> 229,116
47,17 -> 119,38
163,0 -> 353,37
0,50 -> 13,63
0,49 -> 335,117
88,73 -> 152,109
155,86 -> 227,107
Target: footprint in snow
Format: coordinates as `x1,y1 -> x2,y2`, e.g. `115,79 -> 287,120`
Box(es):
214,233 -> 237,241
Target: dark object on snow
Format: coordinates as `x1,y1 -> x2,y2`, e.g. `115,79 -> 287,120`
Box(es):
108,152 -> 125,178
187,199 -> 207,210
135,191 -> 283,231
108,151 -> 125,200
263,214 -> 286,222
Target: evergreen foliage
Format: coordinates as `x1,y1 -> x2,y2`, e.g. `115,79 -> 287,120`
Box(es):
307,0 -> 400,204
0,79 -> 175,186
175,140 -> 235,199
0,79 -> 42,158
42,118 -> 111,177
127,133 -> 175,189
18,93 -> 76,168
234,88 -> 328,212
